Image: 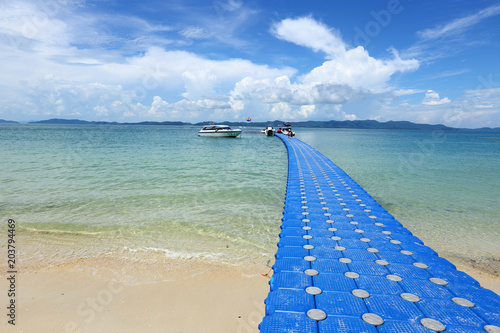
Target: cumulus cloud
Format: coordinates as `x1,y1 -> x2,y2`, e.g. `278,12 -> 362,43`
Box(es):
377,86 -> 500,128
422,90 -> 451,105
0,7 -> 295,123
449,86 -> 500,127
302,47 -> 419,93
228,75 -> 361,121
223,16 -> 418,120
230,75 -> 363,106
271,17 -> 419,93
0,78 -> 138,121
134,96 -> 233,120
0,1 -> 421,123
262,101 -> 352,121
271,16 -> 346,58
8,3 -> 494,127
147,96 -> 168,117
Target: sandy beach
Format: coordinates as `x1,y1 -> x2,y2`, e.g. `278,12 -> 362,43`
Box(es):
1,257 -> 271,333
1,254 -> 498,333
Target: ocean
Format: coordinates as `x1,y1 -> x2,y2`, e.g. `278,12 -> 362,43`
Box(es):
298,128 -> 500,274
1,124 -> 499,281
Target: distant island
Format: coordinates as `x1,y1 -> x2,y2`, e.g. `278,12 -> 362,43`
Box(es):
1,118 -> 499,131
0,119 -> 19,124
28,119 -> 189,126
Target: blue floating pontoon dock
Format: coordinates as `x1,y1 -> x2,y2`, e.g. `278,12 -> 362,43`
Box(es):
260,134 -> 500,332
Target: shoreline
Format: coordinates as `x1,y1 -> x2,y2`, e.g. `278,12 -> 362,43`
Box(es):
454,261 -> 500,295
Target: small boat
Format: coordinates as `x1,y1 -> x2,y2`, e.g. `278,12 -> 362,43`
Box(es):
198,125 -> 242,137
264,125 -> 275,136
281,123 -> 295,136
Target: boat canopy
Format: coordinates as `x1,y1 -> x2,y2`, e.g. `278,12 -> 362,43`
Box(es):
201,125 -> 232,130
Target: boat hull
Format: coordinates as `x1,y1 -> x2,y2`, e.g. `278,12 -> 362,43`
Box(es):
265,129 -> 274,136
198,130 -> 242,137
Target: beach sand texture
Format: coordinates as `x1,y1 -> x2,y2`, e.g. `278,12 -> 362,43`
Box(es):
1,258 -> 270,333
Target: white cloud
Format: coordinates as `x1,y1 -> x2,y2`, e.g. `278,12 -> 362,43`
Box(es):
0,78 -> 138,121
182,70 -> 218,100
230,75 -> 361,106
344,113 -> 357,121
272,17 -> 419,93
1,3 -> 496,128
417,5 -> 500,40
422,90 -> 451,105
269,102 -> 292,120
229,76 -> 363,121
299,105 -> 316,118
0,1 -> 71,46
378,87 -> 500,128
180,26 -> 212,39
0,47 -> 296,121
424,69 -> 470,80
217,0 -> 244,12
132,96 -> 233,121
301,47 -> 418,93
193,0 -> 258,48
221,16 -> 418,120
271,16 -> 346,58
0,0 -> 296,124
0,4 -> 420,123
93,105 -> 109,117
147,96 -> 168,117
264,102 -> 349,121
404,4 -> 500,61
0,0 -> 174,54
475,104 -> 494,109
393,89 -> 426,97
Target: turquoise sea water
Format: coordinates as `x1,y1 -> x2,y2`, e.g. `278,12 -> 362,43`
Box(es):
1,124 -> 499,278
297,128 -> 500,273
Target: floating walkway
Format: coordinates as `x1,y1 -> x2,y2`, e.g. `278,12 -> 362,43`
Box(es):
260,134 -> 500,333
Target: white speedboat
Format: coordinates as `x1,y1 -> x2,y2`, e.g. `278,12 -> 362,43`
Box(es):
264,125 -> 275,136
198,125 -> 242,137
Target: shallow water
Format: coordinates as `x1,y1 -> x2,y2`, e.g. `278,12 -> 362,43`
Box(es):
1,124 -> 287,274
1,124 -> 499,278
297,128 -> 500,273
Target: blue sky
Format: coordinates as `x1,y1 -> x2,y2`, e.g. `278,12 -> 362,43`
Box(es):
1,0 -> 499,128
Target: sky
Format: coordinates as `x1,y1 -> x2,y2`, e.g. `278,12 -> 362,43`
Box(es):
0,0 -> 499,128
